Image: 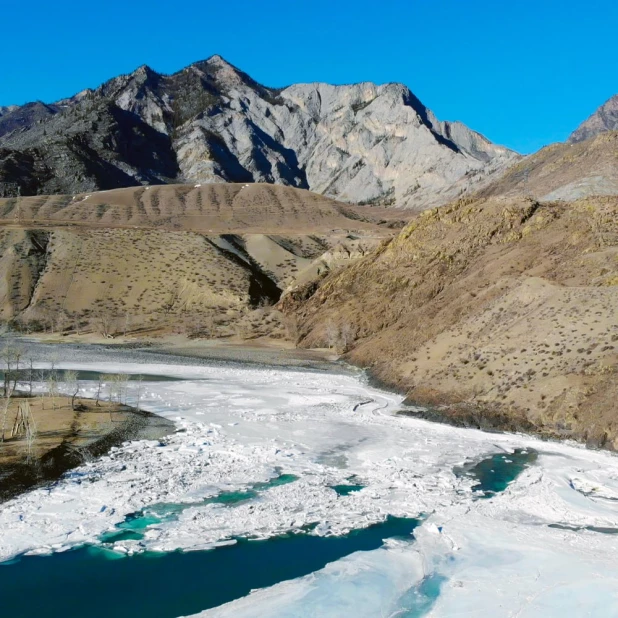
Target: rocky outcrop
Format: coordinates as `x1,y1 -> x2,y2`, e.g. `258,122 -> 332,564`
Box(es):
569,94 -> 618,143
0,56 -> 517,208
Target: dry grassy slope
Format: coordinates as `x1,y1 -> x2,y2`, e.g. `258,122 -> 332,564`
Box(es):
0,229 -> 48,319
0,183 -> 398,337
480,131 -> 618,202
282,196 -> 618,447
0,227 -> 283,337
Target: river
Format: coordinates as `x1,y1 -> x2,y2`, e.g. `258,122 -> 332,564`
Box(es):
1,342 -> 618,616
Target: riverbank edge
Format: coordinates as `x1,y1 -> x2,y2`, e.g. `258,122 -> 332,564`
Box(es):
353,361 -> 615,451
95,337 -> 599,450
0,401 -> 175,503
5,334 -> 608,452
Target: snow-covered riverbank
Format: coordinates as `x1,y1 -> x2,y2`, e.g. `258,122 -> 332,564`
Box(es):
2,345 -> 618,616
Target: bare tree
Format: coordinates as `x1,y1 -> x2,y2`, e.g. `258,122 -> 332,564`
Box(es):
134,374 -> 143,412
11,401 -> 37,463
27,358 -> 34,396
103,371 -> 127,400
11,347 -> 22,394
46,373 -> 59,410
99,373 -> 115,421
123,311 -> 131,337
102,373 -> 116,404
63,370 -> 80,411
55,312 -> 68,334
49,354 -> 58,383
72,313 -> 81,336
2,346 -> 10,397
115,374 -> 129,405
25,412 -> 37,464
2,346 -> 22,397
162,289 -> 179,315
1,381 -> 15,442
95,373 -> 104,407
95,312 -> 114,338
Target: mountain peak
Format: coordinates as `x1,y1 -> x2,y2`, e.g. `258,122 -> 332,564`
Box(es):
568,93 -> 618,144
187,55 -> 270,95
204,54 -> 231,66
131,64 -> 159,79
190,54 -> 239,74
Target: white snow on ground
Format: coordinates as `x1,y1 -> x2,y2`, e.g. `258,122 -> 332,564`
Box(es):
3,357 -> 618,616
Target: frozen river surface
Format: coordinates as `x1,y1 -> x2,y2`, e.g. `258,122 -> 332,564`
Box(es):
2,344 -> 618,616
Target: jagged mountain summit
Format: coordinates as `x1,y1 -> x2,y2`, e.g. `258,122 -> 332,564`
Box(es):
0,55 -> 517,209
568,94 -> 618,144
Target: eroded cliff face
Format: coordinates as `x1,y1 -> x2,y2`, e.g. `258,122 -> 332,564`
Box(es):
0,56 -> 517,208
281,196 -> 618,448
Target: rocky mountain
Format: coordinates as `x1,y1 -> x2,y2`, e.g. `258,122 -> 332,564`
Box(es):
568,94 -> 618,143
0,56 -> 517,209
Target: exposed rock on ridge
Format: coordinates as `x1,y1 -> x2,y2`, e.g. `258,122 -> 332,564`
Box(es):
479,131 -> 618,202
569,94 -> 618,144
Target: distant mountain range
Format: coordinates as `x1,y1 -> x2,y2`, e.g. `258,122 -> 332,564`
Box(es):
0,55 -> 517,209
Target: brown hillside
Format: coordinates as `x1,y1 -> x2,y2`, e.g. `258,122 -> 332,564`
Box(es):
0,184 -> 400,338
480,131 -> 618,202
282,195 -> 618,447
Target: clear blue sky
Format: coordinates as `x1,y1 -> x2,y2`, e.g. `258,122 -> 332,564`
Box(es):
1,0 -> 617,153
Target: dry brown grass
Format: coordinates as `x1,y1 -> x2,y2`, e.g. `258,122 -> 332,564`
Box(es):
0,183 -> 405,234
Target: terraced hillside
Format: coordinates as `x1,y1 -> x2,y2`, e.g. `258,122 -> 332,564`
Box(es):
0,183 -> 399,233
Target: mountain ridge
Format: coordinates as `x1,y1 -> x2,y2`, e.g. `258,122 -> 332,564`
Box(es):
0,55 -> 518,209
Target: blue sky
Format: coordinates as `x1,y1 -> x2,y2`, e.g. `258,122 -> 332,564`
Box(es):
1,0 -> 617,153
